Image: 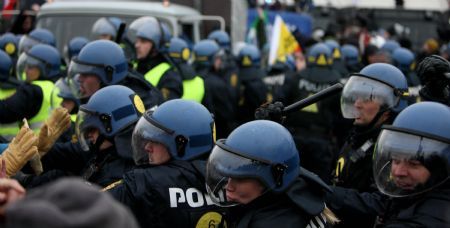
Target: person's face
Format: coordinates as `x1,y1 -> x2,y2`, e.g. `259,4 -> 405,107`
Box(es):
353,98 -> 382,126
98,34 -> 113,41
391,159 -> 431,190
225,178 -> 265,204
78,74 -> 101,98
135,38 -> 153,60
85,128 -> 112,150
144,140 -> 171,165
25,65 -> 40,82
61,100 -> 76,113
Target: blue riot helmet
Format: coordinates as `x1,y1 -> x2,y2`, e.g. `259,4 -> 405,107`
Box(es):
324,39 -> 341,60
0,33 -> 18,58
381,40 -> 400,54
168,37 -> 191,64
392,47 -> 415,73
160,22 -> 173,53
128,16 -> 162,52
206,120 -> 300,207
91,17 -> 123,40
18,28 -> 56,55
0,50 -> 12,81
193,39 -> 221,68
16,44 -> 61,81
341,44 -> 360,66
207,30 -> 231,51
76,85 -> 145,154
67,40 -> 128,98
132,99 -> 214,165
237,44 -> 261,68
64,36 -> 89,65
341,63 -> 409,119
307,43 -> 332,66
374,102 -> 450,197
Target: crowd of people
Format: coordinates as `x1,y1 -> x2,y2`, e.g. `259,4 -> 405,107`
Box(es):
0,2 -> 448,227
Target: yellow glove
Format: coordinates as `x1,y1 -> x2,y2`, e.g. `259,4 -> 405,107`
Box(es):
37,107 -> 71,156
1,123 -> 38,177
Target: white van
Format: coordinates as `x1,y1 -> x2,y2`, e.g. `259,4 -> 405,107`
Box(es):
35,0 -> 225,52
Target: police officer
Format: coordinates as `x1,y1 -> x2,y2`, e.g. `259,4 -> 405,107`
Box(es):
167,37 -> 213,109
392,47 -> 421,104
286,43 -> 342,182
0,32 -> 19,61
67,40 -> 162,108
0,50 -> 22,141
325,39 -> 349,78
91,17 -> 134,61
327,102 -> 450,227
331,63 -> 409,227
341,44 -> 363,74
206,120 -> 339,227
107,99 -> 226,228
416,54 -> 450,106
21,85 -> 143,188
207,30 -> 240,108
128,16 -> 183,100
63,36 -> 89,69
193,40 -> 236,139
0,44 -> 61,133
235,44 -> 268,124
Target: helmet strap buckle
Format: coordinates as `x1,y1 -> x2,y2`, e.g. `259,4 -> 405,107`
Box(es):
175,135 -> 188,158
272,163 -> 287,187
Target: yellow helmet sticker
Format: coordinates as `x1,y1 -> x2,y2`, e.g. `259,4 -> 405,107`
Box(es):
242,56 -> 252,67
333,48 -> 341,59
230,73 -> 238,88
316,54 -> 327,66
196,211 -> 226,228
133,94 -> 146,114
182,48 -> 190,61
5,42 -> 16,55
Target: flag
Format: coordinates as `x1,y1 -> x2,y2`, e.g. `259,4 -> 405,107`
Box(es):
268,15 -> 301,66
246,8 -> 268,50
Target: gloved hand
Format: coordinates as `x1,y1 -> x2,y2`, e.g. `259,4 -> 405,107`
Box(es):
29,108 -> 71,175
37,107 -> 71,156
1,123 -> 38,177
254,101 -> 285,124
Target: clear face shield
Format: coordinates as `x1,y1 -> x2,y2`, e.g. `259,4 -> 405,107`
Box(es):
91,17 -> 116,39
206,140 -> 272,207
341,75 -> 398,119
75,108 -> 112,151
127,17 -> 159,44
374,129 -> 450,197
18,35 -> 40,55
131,113 -> 174,165
16,52 -> 43,81
67,58 -> 105,99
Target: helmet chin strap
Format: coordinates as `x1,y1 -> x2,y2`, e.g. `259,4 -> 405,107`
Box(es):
356,107 -> 390,131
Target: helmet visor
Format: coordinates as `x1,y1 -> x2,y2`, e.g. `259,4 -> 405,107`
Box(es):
16,52 -> 43,81
206,140 -> 271,207
341,75 -> 398,119
131,114 -> 174,165
374,129 -> 450,197
18,35 -> 40,55
92,17 -> 116,38
76,109 -> 98,151
67,59 -> 104,98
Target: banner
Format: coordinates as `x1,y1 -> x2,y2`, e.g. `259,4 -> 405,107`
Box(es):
268,15 -> 301,66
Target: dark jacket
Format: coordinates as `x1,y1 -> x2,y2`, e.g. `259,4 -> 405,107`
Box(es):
0,82 -> 42,123
327,181 -> 450,228
228,168 -> 331,228
236,67 -> 268,124
108,160 -> 227,228
120,71 -> 164,109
